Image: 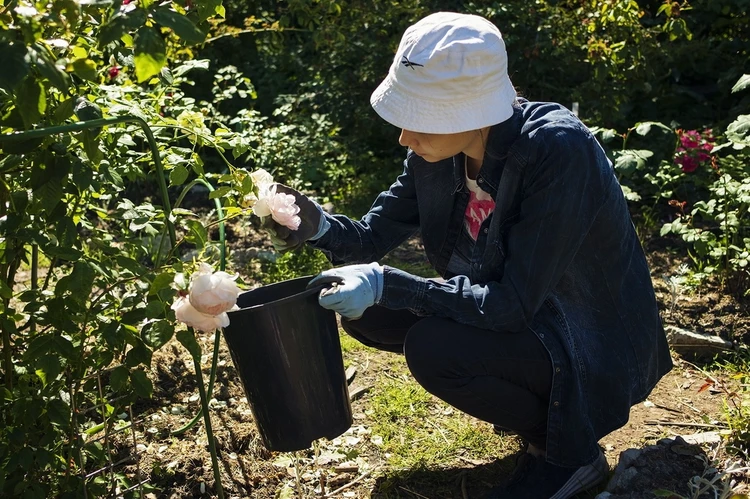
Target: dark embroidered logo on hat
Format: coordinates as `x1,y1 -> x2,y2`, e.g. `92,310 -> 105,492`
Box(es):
401,55 -> 424,70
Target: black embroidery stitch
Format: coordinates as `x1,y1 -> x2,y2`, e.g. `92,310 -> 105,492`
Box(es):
401,55 -> 424,70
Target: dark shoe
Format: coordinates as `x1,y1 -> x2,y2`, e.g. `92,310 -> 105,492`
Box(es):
486,449 -> 608,499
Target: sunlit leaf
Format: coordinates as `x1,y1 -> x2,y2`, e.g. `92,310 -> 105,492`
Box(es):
71,58 -> 99,82
169,164 -> 189,186
141,319 -> 174,349
196,0 -> 225,21
731,74 -> 750,93
152,8 -> 206,44
99,9 -> 148,46
134,27 -> 167,83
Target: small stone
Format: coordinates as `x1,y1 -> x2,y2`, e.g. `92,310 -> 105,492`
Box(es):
643,400 -> 655,408
136,444 -> 147,453
680,431 -> 722,445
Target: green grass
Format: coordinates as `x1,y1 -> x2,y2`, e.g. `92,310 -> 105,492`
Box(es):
367,365 -> 516,470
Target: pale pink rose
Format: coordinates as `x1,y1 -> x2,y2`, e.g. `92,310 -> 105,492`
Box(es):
188,263 -> 241,316
171,296 -> 229,333
253,184 -> 302,230
250,168 -> 274,191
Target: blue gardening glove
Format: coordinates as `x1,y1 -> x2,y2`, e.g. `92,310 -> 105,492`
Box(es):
309,263 -> 384,319
260,184 -> 330,252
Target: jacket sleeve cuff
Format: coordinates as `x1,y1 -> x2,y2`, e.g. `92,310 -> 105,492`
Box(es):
309,201 -> 331,241
379,265 -> 428,314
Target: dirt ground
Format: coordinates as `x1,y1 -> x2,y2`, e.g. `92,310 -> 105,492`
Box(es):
120,229 -> 749,499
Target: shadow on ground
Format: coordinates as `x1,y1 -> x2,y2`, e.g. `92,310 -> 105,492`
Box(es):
369,451 -> 610,499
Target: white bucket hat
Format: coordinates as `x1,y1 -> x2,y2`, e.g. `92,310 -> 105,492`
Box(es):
370,12 -> 517,134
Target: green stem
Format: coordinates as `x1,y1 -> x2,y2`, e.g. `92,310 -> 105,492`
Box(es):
30,245 -> 37,335
168,178 -> 225,442
171,331 -> 221,436
193,355 -> 224,499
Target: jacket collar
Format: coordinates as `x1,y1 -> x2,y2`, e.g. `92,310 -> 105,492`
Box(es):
452,100 -> 525,196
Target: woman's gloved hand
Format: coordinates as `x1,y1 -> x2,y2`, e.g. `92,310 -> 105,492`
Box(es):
260,184 -> 329,252
309,263 -> 384,319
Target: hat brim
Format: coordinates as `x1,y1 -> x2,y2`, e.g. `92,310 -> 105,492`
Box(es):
370,74 -> 517,134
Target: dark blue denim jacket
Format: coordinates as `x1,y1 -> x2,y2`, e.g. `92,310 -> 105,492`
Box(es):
311,100 -> 673,467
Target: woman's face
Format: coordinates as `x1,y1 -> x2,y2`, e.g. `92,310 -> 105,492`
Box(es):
399,129 -> 483,162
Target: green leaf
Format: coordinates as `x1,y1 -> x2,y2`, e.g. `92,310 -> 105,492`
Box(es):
176,330 -> 202,361
125,340 -> 152,367
109,365 -> 129,392
33,180 -> 63,216
196,0 -> 225,21
0,280 -> 12,300
208,186 -> 232,199
151,8 -> 207,44
613,149 -> 653,175
150,272 -> 175,295
16,78 -> 46,128
184,219 -> 207,247
45,245 -> 82,261
116,256 -> 147,275
36,354 -> 62,386
130,369 -> 153,398
58,261 -> 95,302
47,398 -> 71,428
54,97 -> 75,123
726,115 -> 750,146
99,9 -> 148,46
71,58 -> 98,82
169,164 -> 189,186
134,27 -> 167,83
141,319 -> 174,349
0,42 -> 30,91
29,43 -> 70,92
731,74 -> 750,93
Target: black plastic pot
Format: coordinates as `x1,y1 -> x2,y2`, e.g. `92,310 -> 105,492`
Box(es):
223,275 -> 352,452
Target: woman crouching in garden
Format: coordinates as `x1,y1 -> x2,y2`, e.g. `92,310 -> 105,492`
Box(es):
262,12 -> 673,499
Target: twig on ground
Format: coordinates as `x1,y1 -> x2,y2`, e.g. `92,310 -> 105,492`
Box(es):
323,468 -> 374,498
425,418 -> 451,445
644,420 -> 727,429
398,486 -> 431,499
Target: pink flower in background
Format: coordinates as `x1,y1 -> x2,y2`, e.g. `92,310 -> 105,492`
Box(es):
674,129 -> 714,173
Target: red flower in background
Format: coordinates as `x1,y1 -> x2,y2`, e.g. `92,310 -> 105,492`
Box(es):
108,66 -> 120,79
674,129 -> 714,173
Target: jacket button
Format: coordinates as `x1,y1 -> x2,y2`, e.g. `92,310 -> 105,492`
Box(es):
483,228 -> 488,234
556,367 -> 561,373
539,333 -> 545,338
553,401 -> 560,407
478,177 -> 484,183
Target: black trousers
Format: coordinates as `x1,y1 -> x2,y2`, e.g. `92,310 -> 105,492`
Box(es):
341,306 -> 553,448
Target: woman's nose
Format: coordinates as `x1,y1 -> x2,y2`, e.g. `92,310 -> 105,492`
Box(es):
399,129 -> 418,148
